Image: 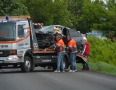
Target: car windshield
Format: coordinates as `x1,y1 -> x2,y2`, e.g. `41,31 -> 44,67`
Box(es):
39,26 -> 54,32
0,22 -> 16,41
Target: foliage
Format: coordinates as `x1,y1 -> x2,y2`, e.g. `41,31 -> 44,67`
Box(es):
25,0 -> 71,27
87,36 -> 116,66
67,0 -> 84,31
81,0 -> 116,34
0,0 -> 29,16
81,0 -> 106,32
18,0 -> 26,4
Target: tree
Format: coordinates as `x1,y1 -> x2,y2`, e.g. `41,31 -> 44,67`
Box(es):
25,0 -> 53,25
81,0 -> 116,35
25,0 -> 71,26
103,0 -> 116,34
0,0 -> 29,16
51,0 -> 71,26
18,0 -> 26,4
80,0 -> 107,32
67,0 -> 84,31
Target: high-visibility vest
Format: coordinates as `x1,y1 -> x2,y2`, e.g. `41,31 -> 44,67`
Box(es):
55,39 -> 65,53
67,39 -> 77,53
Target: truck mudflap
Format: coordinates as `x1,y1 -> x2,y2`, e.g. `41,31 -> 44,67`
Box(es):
76,54 -> 88,63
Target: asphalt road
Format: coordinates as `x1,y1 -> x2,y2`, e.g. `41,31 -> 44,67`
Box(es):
0,67 -> 116,90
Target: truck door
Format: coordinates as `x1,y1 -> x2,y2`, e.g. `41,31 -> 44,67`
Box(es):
16,21 -> 31,54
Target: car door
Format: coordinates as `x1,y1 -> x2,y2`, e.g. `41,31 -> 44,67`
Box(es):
68,29 -> 81,44
68,29 -> 84,53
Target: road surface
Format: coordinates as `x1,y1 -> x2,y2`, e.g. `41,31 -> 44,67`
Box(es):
0,67 -> 116,90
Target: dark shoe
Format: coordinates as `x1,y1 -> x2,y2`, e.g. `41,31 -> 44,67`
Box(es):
84,69 -> 89,71
81,68 -> 89,71
81,68 -> 85,70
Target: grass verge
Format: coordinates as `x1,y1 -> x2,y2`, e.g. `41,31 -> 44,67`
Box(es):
77,62 -> 116,76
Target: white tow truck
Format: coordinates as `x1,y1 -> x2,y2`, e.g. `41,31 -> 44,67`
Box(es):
0,16 -> 86,72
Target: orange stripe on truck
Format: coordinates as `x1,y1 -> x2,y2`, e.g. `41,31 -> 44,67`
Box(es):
0,34 -> 30,44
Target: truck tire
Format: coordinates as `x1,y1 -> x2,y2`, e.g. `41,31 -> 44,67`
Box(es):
20,56 -> 31,72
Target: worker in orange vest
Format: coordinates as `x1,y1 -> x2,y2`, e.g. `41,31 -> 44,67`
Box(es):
49,34 -> 66,72
67,36 -> 77,72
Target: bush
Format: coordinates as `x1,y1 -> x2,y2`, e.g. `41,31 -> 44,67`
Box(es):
88,36 -> 116,66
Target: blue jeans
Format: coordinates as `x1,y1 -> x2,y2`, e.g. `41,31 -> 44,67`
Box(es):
57,53 -> 64,71
83,61 -> 89,69
82,55 -> 89,69
70,53 -> 76,70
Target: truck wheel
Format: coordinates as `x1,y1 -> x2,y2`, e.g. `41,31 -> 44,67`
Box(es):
20,56 -> 31,72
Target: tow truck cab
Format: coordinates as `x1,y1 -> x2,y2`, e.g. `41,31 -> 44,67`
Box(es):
0,16 -> 33,70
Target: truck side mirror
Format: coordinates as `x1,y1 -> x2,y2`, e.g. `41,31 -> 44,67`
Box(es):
23,25 -> 27,29
24,29 -> 28,37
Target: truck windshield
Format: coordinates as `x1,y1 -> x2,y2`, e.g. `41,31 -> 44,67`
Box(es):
0,22 -> 16,41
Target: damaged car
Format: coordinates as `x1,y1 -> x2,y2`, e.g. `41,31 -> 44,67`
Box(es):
35,25 -> 85,54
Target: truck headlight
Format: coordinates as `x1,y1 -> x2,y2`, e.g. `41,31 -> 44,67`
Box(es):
7,55 -> 19,61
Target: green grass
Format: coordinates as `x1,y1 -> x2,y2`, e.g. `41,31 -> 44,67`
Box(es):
77,62 -> 116,76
